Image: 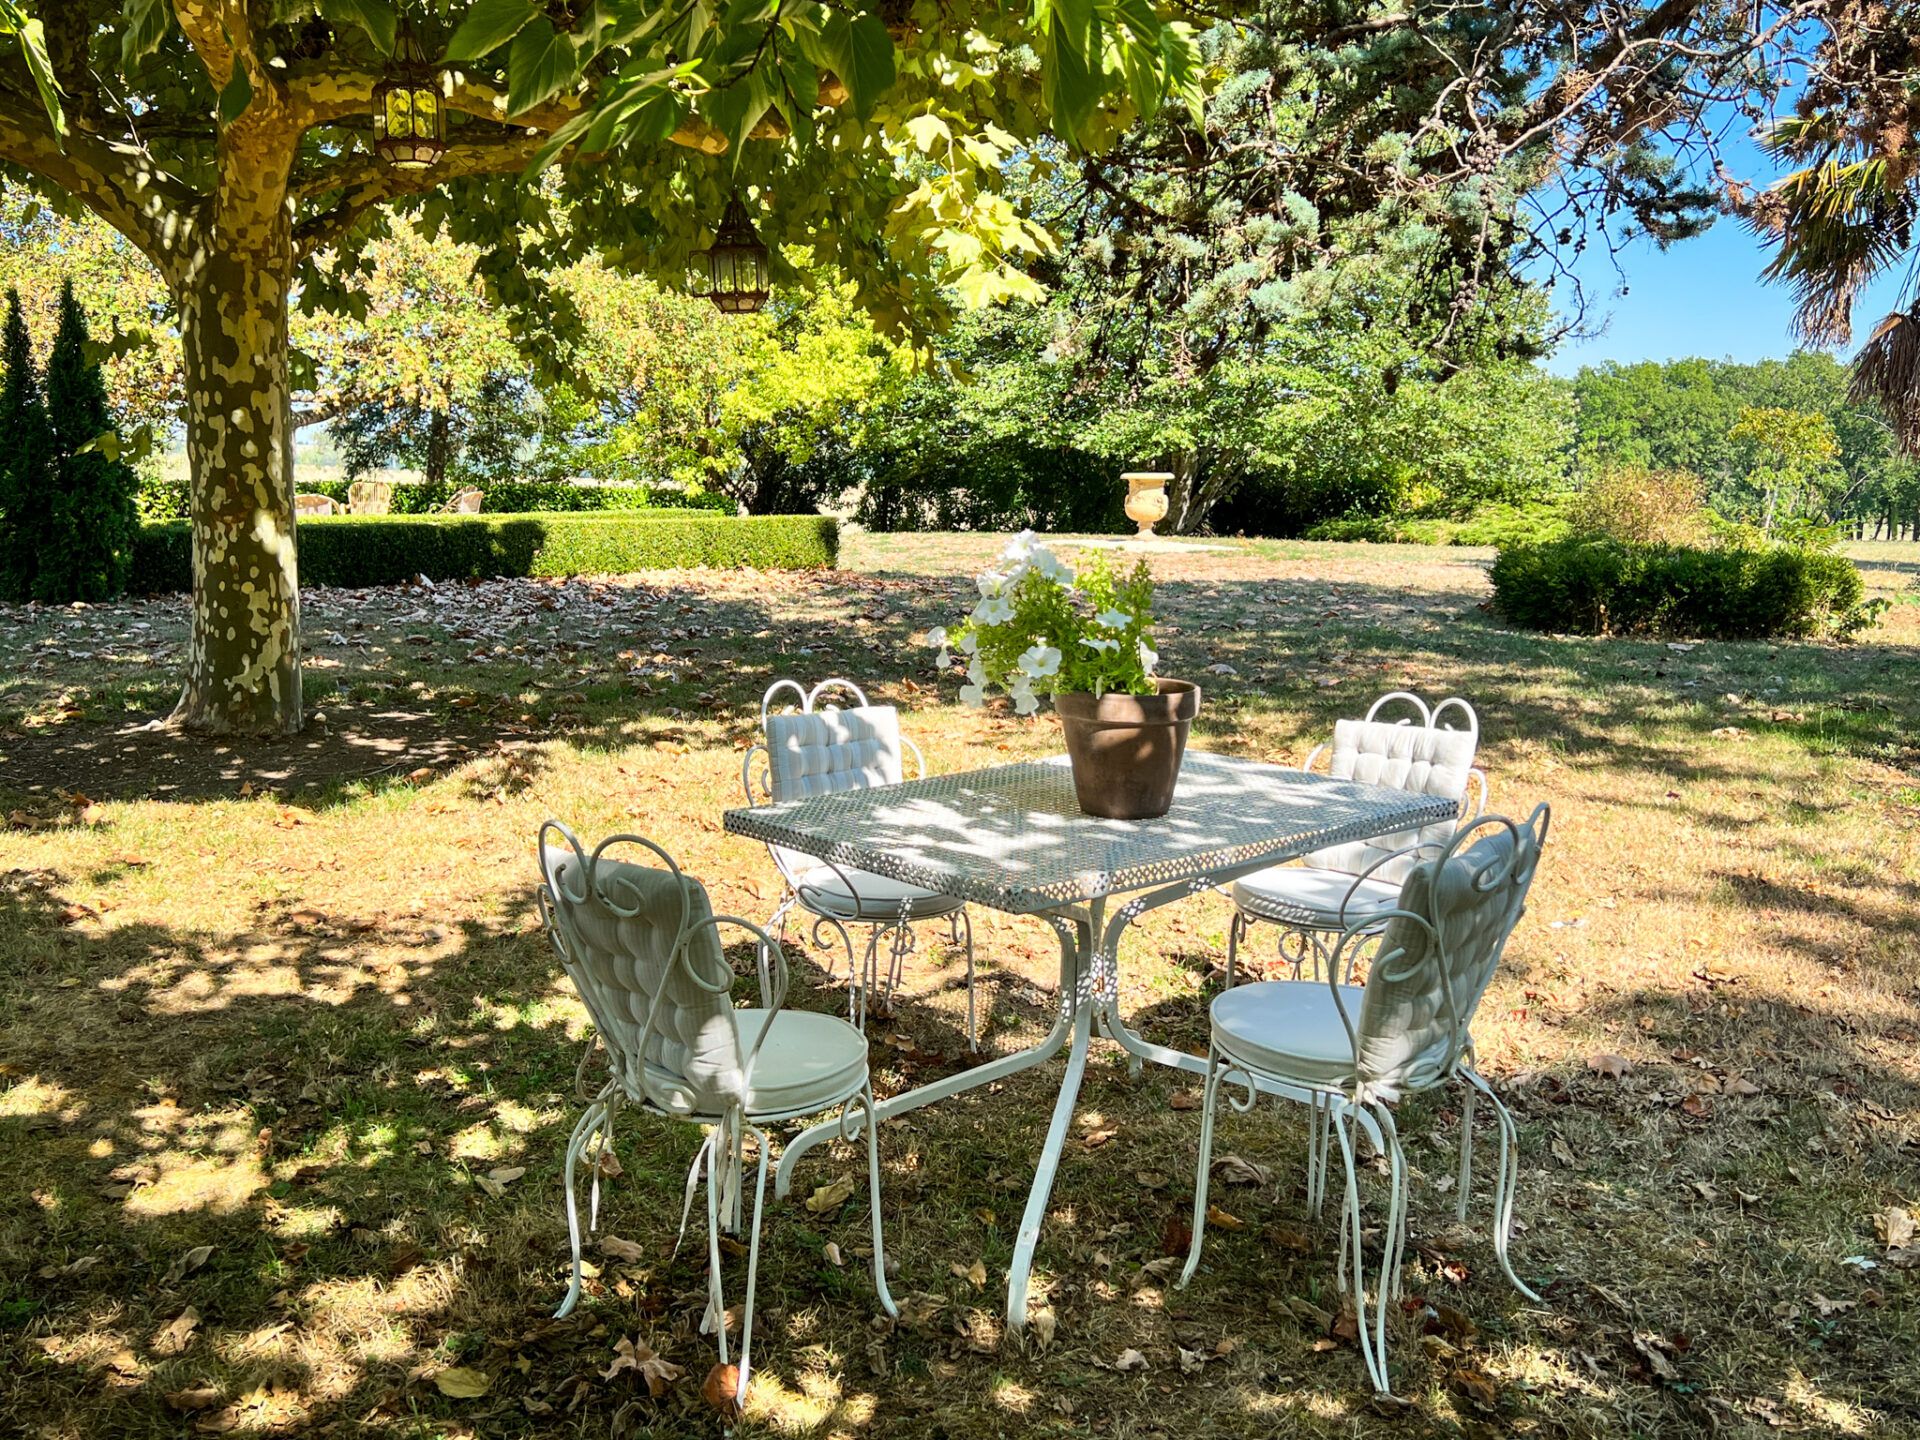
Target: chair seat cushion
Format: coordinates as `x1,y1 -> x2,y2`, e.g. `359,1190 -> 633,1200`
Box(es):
645,1009 -> 867,1119
795,865 -> 965,921
1210,980 -> 1363,1089
1231,866 -> 1400,928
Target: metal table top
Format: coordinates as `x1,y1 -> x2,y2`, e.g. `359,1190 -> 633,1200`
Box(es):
724,750 -> 1457,914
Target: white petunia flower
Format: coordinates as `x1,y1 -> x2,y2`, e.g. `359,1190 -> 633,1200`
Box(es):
927,625 -> 951,667
1138,637 -> 1159,673
958,630 -> 979,654
1008,675 -> 1039,715
967,655 -> 988,686
1018,643 -> 1062,678
977,570 -> 1008,599
1080,635 -> 1119,653
960,681 -> 988,707
972,594 -> 1014,627
1095,608 -> 1132,630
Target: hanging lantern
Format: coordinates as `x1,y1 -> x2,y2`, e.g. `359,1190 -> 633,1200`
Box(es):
702,195 -> 770,314
373,19 -> 444,170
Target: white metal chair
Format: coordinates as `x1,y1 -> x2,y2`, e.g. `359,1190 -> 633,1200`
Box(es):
743,678 -> 980,1050
1226,692 -> 1489,988
1179,806 -> 1550,1395
536,821 -> 897,1406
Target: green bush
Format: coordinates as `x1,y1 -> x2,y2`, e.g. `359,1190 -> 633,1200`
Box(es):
1489,536 -> 1876,640
128,512 -> 837,594
135,474 -> 729,521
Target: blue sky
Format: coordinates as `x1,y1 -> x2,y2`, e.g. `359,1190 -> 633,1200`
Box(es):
1542,119 -> 1909,376
1544,219 -> 1908,376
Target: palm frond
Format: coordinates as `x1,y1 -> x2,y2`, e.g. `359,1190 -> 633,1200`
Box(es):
1852,307 -> 1920,455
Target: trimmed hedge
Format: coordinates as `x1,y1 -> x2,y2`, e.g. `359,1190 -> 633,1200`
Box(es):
128,512 -> 837,593
1489,537 -> 1876,640
136,474 -> 729,521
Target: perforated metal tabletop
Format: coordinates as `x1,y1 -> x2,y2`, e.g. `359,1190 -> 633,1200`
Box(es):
724,750 -> 1457,913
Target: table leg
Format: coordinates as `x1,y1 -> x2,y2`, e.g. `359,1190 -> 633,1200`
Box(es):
1005,991 -> 1092,1330
773,906 -> 1088,1202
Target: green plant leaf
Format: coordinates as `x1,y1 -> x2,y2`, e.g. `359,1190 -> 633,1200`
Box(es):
217,49 -> 253,124
119,0 -> 174,68
505,17 -> 578,117
8,16 -> 63,135
825,11 -> 892,121
443,0 -> 539,62
319,0 -> 398,55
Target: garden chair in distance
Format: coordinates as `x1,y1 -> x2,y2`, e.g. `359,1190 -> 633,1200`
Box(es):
1225,691 -> 1488,987
742,678 -> 980,1049
536,822 -> 897,1407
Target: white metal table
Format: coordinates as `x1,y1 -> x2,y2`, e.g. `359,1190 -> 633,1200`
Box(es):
723,750 -> 1455,1329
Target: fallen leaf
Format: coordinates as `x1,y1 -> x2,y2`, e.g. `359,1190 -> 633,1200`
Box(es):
1169,1089 -> 1202,1111
164,1387 -> 223,1413
1549,1134 -> 1578,1168
433,1366 -> 491,1399
1113,1347 -> 1148,1372
822,1241 -> 844,1268
702,1363 -> 741,1417
1030,1306 -> 1057,1348
1204,1204 -> 1245,1231
1449,1366 -> 1499,1408
1265,1224 -> 1313,1254
1875,1207 -> 1916,1251
164,1244 -> 214,1286
153,1307 -> 200,1356
597,1148 -> 623,1178
1679,1094 -> 1714,1121
487,1165 -> 526,1186
951,1259 -> 987,1289
599,1235 -> 646,1264
805,1175 -> 856,1214
604,1335 -> 684,1397
1211,1153 -> 1271,1186
1586,1052 -> 1632,1080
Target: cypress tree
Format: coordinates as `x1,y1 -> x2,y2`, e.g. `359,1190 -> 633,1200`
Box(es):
40,279 -> 138,601
0,288 -> 54,601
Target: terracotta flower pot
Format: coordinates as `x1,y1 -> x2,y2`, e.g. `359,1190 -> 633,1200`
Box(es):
1055,679 -> 1201,820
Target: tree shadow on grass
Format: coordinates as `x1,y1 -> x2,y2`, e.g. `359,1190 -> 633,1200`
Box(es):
5,568 -> 1917,808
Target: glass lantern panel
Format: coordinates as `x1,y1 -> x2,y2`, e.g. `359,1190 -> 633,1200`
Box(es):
386,91 -> 413,139
414,88 -> 439,132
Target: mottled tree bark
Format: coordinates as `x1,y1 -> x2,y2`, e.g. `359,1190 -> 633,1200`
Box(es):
174,241 -> 303,733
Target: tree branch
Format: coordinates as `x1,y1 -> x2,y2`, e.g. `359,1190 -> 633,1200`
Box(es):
0,91 -> 198,271
285,64 -> 833,156
173,0 -> 288,127
293,134 -> 550,258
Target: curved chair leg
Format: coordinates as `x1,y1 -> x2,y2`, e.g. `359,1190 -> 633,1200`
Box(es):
1459,1069 -> 1542,1303
733,1124 -> 772,1407
555,1094 -> 612,1318
1456,1081 -> 1478,1223
855,925 -> 884,1029
1331,1104 -> 1393,1396
1178,1049 -> 1225,1287
702,1128 -> 730,1365
1224,909 -> 1247,991
1373,1101 -> 1409,1304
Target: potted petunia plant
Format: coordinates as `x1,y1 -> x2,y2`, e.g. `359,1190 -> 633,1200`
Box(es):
928,531 -> 1200,819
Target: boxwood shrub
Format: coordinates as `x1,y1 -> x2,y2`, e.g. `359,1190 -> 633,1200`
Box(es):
136,474 -> 728,521
128,512 -> 837,593
1489,536 -> 1876,640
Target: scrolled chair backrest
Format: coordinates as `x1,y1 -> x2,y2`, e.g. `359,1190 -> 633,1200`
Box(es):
536,821 -> 751,1117
1307,691 -> 1482,884
1337,804 -> 1549,1102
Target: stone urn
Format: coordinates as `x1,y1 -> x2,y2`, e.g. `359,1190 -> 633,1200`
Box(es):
1054,679 -> 1201,820
1122,471 -> 1174,538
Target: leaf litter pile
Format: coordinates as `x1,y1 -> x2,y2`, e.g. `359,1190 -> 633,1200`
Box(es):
1,535 -> 1917,1438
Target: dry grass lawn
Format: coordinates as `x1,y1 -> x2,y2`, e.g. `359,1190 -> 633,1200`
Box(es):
1,534 -> 1918,1439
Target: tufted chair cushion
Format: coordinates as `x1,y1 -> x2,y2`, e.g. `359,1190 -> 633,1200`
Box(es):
1305,720 -> 1477,884
1351,824 -> 1538,1099
540,847 -> 745,1116
764,706 -> 906,882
